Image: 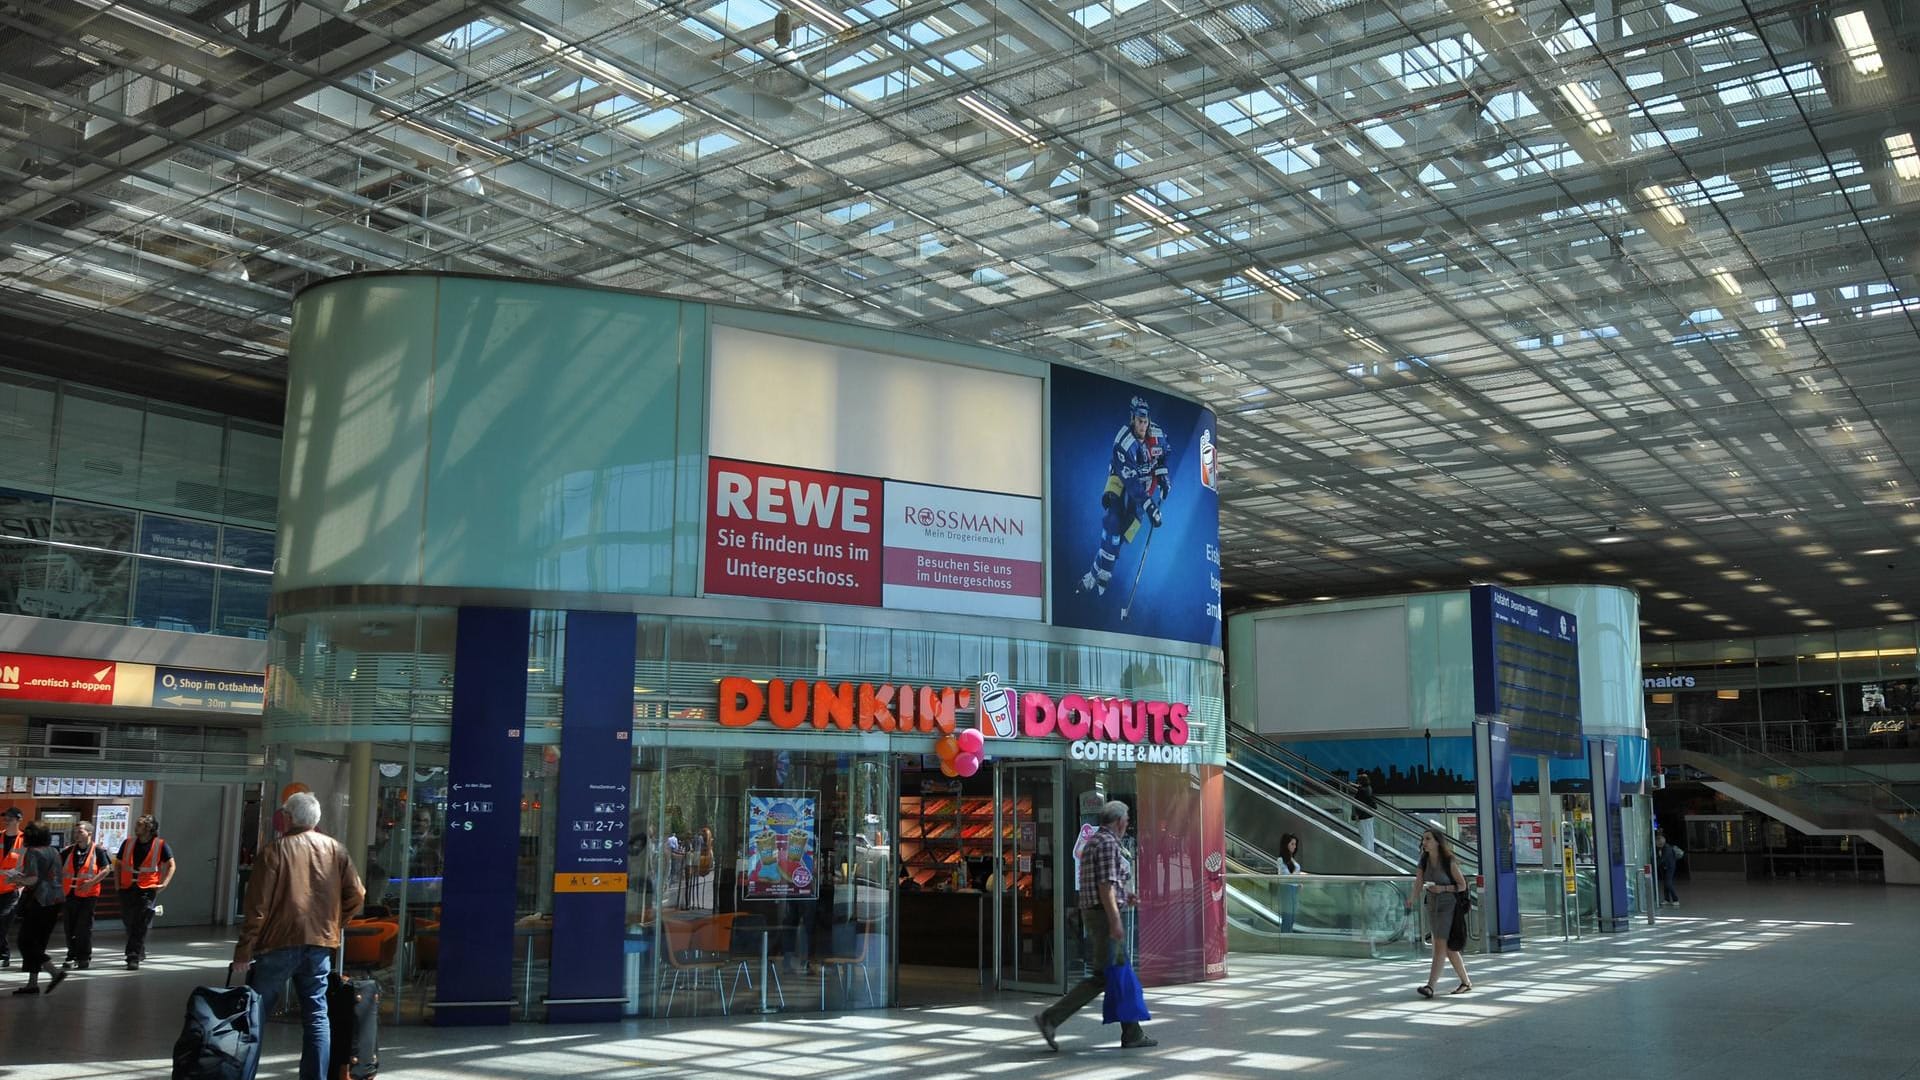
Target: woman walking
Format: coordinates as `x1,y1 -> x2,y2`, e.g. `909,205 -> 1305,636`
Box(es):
1276,834 -> 1305,933
8,822 -> 68,995
1404,828 -> 1470,997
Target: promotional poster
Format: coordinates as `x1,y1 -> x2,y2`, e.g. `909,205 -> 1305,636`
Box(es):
1048,366 -> 1221,647
742,791 -> 818,900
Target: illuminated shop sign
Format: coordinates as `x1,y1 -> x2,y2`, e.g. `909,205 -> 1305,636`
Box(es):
717,674 -> 1194,762
1642,675 -> 1696,689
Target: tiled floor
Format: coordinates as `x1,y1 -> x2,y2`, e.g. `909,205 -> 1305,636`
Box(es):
5,881 -> 1915,1079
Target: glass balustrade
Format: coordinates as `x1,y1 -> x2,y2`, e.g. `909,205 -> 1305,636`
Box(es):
1225,874 -> 1418,958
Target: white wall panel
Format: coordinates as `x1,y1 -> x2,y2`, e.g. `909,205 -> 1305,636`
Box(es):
709,326 -> 1042,496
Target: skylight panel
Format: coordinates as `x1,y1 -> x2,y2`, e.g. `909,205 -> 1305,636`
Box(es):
1359,119 -> 1406,150
703,0 -> 778,30
1484,90 -> 1538,123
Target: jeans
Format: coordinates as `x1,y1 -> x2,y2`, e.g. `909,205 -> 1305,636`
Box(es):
247,945 -> 332,1080
1279,883 -> 1300,933
1039,908 -> 1147,1045
1659,868 -> 1680,903
17,900 -> 61,975
1357,818 -> 1376,853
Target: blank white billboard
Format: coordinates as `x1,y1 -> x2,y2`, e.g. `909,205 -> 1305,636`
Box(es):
1253,604 -> 1412,735
708,326 -> 1042,497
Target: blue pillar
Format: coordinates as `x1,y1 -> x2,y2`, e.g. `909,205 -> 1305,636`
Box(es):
434,607 -> 530,1025
1474,720 -> 1522,952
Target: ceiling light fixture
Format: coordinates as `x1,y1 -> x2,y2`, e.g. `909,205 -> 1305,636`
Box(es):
789,0 -> 854,33
1639,183 -> 1686,227
957,93 -> 1043,150
1861,547 -> 1897,555
1885,132 -> 1920,180
1834,10 -> 1884,75
1118,192 -> 1190,234
1555,83 -> 1612,136
72,0 -> 235,56
1709,267 -> 1743,296
1760,326 -> 1787,349
1243,266 -> 1302,303
1597,533 -> 1630,544
1342,326 -> 1389,355
1484,0 -> 1518,17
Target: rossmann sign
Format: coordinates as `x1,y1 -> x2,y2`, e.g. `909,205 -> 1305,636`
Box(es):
717,676 -> 1193,763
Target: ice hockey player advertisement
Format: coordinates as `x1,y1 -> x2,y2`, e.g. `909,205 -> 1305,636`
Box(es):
1048,366 -> 1222,647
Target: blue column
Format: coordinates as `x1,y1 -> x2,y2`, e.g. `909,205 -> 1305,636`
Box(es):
547,610 -> 637,1023
434,607 -> 530,1025
1473,720 -> 1522,952
1589,738 -> 1630,933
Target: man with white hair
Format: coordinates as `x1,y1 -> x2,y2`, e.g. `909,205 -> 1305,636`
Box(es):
232,791 -> 366,1080
1034,799 -> 1157,1051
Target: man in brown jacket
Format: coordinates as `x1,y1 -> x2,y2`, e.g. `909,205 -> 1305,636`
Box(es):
232,791 -> 365,1080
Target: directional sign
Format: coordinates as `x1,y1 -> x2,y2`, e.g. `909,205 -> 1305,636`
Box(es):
152,667 -> 265,713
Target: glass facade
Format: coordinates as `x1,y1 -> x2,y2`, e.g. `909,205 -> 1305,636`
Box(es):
1643,624 -> 1920,752
0,368 -> 280,637
267,604 -> 1225,1022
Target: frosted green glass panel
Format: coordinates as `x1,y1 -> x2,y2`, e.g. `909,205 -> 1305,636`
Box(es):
423,279 -> 682,593
279,276 -> 438,589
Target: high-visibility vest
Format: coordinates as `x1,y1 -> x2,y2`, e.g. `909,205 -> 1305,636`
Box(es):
0,834 -> 18,895
65,843 -> 104,899
119,837 -> 168,890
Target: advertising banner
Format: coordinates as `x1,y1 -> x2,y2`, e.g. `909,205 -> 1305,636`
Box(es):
705,458 -> 883,607
1048,367 -> 1221,647
1590,737 -> 1630,933
548,610 -> 635,1023
881,480 -> 1042,619
434,607 -> 530,1026
741,791 -> 817,901
1135,762 -> 1228,985
0,652 -> 117,705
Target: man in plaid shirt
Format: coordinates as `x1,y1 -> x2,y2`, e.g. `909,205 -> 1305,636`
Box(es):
1033,800 -> 1156,1051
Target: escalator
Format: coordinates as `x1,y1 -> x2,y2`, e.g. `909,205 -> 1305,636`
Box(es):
1225,724 -> 1477,876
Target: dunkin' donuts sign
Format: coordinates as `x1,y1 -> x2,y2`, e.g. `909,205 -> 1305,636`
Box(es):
717,673 -> 1192,763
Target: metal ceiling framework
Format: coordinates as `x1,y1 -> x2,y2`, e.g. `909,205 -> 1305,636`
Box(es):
1,0 -> 1918,638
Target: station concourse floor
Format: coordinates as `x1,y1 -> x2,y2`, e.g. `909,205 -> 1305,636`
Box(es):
4,881 -> 1914,1080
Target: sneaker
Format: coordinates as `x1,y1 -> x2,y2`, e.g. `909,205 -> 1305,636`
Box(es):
1033,1013 -> 1059,1051
1121,1035 -> 1159,1049
1079,570 -> 1097,593
127,959 -> 139,971
11,985 -> 38,995
45,969 -> 66,995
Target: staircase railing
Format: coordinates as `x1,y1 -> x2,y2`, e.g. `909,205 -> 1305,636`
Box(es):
1653,720 -> 1920,821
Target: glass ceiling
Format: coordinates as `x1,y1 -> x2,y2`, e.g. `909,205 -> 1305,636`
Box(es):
0,0 -> 1916,636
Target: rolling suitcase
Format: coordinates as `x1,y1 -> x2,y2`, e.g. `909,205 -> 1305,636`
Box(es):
328,966 -> 380,1080
171,976 -> 263,1080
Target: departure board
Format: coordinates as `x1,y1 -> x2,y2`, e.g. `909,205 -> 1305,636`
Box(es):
1470,585 -> 1582,758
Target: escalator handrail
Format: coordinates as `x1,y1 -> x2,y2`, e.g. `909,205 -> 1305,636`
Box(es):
1226,763 -> 1423,873
1228,725 -> 1478,865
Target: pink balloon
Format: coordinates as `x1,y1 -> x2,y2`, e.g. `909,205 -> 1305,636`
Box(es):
955,751 -> 981,776
956,729 -> 985,755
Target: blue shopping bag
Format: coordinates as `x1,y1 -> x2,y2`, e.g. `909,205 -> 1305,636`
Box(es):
1101,962 -> 1152,1025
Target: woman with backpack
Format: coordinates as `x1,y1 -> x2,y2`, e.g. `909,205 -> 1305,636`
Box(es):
1404,827 -> 1471,998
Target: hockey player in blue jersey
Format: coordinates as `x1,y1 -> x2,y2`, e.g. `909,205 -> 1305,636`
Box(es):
1079,395 -> 1172,603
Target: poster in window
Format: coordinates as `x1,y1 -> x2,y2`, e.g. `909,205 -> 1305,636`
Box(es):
134,514 -> 219,632
220,525 -> 276,572
741,790 -> 817,900
215,570 -> 272,638
0,490 -> 135,623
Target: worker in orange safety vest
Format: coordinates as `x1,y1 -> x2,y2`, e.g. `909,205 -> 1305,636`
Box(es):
114,815 -> 175,970
60,820 -> 112,970
0,807 -> 22,969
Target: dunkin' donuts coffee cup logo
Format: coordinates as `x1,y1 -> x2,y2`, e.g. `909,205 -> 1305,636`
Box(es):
978,673 -> 1016,739
1199,428 -> 1217,491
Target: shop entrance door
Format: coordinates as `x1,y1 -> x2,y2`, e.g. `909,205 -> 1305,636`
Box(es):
995,761 -> 1063,992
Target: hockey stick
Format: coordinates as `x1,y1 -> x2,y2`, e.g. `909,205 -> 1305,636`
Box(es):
1119,520 -> 1155,621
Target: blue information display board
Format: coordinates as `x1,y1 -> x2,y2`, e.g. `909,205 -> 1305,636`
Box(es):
1470,585 -> 1582,758
434,607 -> 530,1026
153,667 -> 264,713
547,610 -> 636,1023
